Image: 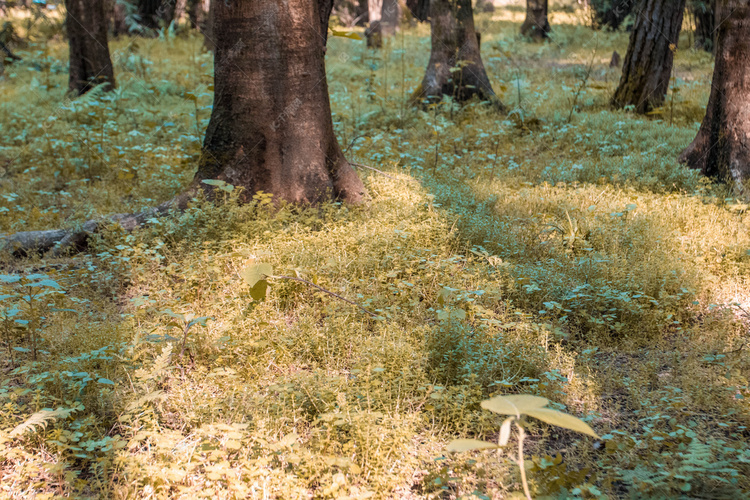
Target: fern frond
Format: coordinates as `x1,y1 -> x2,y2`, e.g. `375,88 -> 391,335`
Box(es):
10,407 -> 76,438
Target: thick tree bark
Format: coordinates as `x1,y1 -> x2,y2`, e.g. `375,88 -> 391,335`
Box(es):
414,0 -> 501,106
590,0 -> 635,30
196,0 -> 366,205
65,0 -> 116,95
679,0 -> 750,189
520,0 -> 550,41
611,0 -> 685,114
380,0 -> 400,35
690,0 -> 715,51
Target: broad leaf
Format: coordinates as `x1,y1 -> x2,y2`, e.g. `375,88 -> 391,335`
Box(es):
481,395 -> 549,416
447,439 -> 499,452
241,264 -> 273,301
241,264 -> 274,288
524,408 -> 599,438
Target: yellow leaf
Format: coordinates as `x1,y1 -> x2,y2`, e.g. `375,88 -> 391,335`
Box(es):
447,439 -> 499,452
480,395 -> 549,416
524,408 -> 599,438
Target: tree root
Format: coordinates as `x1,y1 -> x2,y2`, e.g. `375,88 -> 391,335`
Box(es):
0,189 -> 196,259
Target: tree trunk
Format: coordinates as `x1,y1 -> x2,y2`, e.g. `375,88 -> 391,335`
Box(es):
187,0 -> 211,30
196,0 -> 366,205
65,0 -> 116,95
590,0 -> 635,30
611,0 -> 685,114
380,0 -> 400,35
110,0 -> 129,36
690,0 -> 715,51
414,0 -> 501,106
520,0 -> 550,41
406,0 -> 429,21
679,0 -> 750,190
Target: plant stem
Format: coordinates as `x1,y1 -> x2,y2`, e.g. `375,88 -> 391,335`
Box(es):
272,275 -> 378,318
516,423 -> 532,500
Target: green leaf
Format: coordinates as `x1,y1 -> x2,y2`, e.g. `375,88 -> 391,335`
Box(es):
447,439 -> 499,452
29,279 -> 61,289
481,395 -> 549,416
0,275 -> 21,283
98,378 -> 115,385
241,264 -> 273,301
524,408 -> 599,438
241,264 -> 274,288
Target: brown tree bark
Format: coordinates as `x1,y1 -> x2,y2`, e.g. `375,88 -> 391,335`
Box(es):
414,0 -> 501,106
187,0 -> 211,30
520,0 -> 550,41
690,0 -> 715,51
65,0 -> 116,95
196,0 -> 366,205
679,0 -> 750,189
611,0 -> 685,114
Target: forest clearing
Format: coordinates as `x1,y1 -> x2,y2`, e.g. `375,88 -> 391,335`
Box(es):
0,0 -> 749,498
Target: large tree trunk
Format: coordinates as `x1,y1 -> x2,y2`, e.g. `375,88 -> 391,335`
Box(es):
196,0 -> 366,205
65,0 -> 116,95
690,0 -> 715,52
414,0 -> 501,106
590,0 -> 635,30
679,0 -> 750,189
520,0 -> 550,41
380,0 -> 400,35
611,0 -> 685,114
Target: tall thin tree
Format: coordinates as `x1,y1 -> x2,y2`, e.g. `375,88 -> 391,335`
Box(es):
520,0 -> 550,41
65,0 -> 116,95
679,0 -> 750,189
611,0 -> 686,114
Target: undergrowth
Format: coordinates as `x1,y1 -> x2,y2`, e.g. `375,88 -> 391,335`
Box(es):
0,2 -> 749,498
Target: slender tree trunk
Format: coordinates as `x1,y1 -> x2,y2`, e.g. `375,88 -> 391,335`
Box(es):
187,0 -> 211,30
520,0 -> 550,41
690,0 -> 715,51
196,0 -> 366,205
611,0 -> 685,114
414,0 -> 501,106
679,0 -> 750,190
65,0 -> 116,95
110,0 -> 129,36
590,0 -> 635,30
202,0 -> 215,50
380,0 -> 400,35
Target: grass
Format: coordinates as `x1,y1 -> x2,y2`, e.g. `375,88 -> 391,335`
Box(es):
0,2 -> 749,498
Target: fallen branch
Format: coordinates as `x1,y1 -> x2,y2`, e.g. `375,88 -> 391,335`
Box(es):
0,189 -> 196,258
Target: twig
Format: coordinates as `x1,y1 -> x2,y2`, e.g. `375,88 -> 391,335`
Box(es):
271,274 -> 379,318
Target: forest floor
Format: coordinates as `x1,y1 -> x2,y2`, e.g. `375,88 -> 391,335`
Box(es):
0,4 -> 749,499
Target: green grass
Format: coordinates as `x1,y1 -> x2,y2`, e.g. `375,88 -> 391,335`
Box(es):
0,4 -> 749,499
